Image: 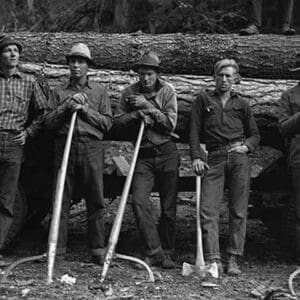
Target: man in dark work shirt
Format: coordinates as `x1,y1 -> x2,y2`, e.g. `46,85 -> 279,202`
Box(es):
189,59 -> 260,275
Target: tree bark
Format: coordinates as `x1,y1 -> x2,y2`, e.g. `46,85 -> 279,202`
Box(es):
22,62 -> 297,147
15,32 -> 299,79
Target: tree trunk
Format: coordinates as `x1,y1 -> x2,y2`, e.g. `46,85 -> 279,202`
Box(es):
15,32 -> 299,79
22,62 -> 297,147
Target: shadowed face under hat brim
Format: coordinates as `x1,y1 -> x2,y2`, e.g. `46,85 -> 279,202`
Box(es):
66,54 -> 95,66
132,63 -> 161,72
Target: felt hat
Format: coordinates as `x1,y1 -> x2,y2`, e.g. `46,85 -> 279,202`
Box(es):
0,35 -> 22,53
132,51 -> 161,72
66,43 -> 94,65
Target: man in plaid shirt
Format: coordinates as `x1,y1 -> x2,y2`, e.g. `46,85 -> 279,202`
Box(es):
0,35 -> 48,261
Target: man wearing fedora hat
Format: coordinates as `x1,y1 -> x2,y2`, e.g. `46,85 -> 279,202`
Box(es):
45,43 -> 113,264
278,53 -> 300,263
0,35 -> 48,261
114,51 -> 179,269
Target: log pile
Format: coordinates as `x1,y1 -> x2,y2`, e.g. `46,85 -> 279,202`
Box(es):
18,32 -> 298,188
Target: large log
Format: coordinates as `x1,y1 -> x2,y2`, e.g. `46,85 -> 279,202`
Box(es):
22,63 -> 297,147
15,32 -> 299,79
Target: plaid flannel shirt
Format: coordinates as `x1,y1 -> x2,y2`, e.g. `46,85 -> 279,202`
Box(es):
0,70 -> 48,137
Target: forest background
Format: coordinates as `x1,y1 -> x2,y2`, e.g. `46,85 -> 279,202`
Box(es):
1,0 -> 299,34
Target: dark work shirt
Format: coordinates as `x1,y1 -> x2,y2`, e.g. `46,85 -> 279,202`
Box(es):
189,89 -> 260,161
45,78 -> 113,140
0,69 -> 48,137
278,83 -> 300,137
114,78 -> 177,147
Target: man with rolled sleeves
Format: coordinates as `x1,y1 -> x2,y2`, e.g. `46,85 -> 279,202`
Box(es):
0,35 -> 48,262
277,53 -> 300,263
114,51 -> 179,268
189,59 -> 260,275
45,43 -> 113,264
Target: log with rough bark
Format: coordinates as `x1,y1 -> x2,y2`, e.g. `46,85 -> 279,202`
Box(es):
15,32 -> 299,79
22,62 -> 298,146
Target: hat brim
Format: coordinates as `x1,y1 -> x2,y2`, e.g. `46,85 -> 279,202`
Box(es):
0,41 -> 22,54
132,63 -> 161,72
66,54 -> 95,67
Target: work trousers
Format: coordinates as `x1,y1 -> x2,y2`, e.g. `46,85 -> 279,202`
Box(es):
0,133 -> 23,250
53,136 -> 105,256
248,0 -> 294,27
131,141 -> 179,256
289,136 -> 300,260
201,150 -> 250,261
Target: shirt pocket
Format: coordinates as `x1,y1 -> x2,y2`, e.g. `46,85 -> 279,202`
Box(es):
203,110 -> 218,129
13,93 -> 27,114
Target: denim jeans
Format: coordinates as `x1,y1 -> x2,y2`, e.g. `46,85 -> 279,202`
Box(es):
131,141 -> 179,256
0,133 -> 24,250
53,137 -> 105,255
201,150 -> 250,261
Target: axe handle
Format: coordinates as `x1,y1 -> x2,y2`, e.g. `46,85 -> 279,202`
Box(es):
46,111 -> 77,284
195,175 -> 205,268
100,121 -> 145,283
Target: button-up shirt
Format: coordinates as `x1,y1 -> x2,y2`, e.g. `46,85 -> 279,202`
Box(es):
0,70 -> 48,137
114,78 -> 177,147
45,78 -> 113,140
278,83 -> 300,137
189,89 -> 260,161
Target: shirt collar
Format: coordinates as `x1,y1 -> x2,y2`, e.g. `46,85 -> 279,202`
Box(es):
137,77 -> 164,95
62,76 -> 92,90
0,68 -> 23,79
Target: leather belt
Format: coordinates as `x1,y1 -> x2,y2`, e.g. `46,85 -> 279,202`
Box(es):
207,141 -> 244,153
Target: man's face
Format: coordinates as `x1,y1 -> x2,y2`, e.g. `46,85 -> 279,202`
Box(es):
138,68 -> 158,89
68,56 -> 89,79
0,44 -> 20,68
214,66 -> 236,93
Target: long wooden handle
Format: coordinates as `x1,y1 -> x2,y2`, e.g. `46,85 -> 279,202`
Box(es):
47,111 -> 77,284
100,121 -> 145,284
195,175 -> 205,267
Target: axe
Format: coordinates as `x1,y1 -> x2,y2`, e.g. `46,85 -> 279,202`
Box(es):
100,121 -> 146,284
182,175 -> 218,278
47,111 -> 77,284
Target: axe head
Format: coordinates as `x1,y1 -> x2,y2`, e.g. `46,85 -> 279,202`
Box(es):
182,262 -> 218,278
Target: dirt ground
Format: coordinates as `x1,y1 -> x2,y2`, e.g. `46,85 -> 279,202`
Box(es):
0,194 -> 299,300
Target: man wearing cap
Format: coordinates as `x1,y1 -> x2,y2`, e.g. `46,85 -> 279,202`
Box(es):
189,59 -> 260,275
114,51 -> 179,268
240,0 -> 296,35
0,35 -> 48,261
277,53 -> 300,263
45,43 -> 113,264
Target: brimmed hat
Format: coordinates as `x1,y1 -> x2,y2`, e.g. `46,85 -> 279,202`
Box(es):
0,35 -> 22,53
66,43 -> 94,66
290,53 -> 300,72
132,51 -> 161,72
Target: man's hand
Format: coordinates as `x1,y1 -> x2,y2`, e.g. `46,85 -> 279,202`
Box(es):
68,100 -> 89,113
137,110 -> 154,126
71,93 -> 87,105
228,145 -> 249,154
14,131 -> 27,145
126,94 -> 152,109
192,158 -> 209,176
